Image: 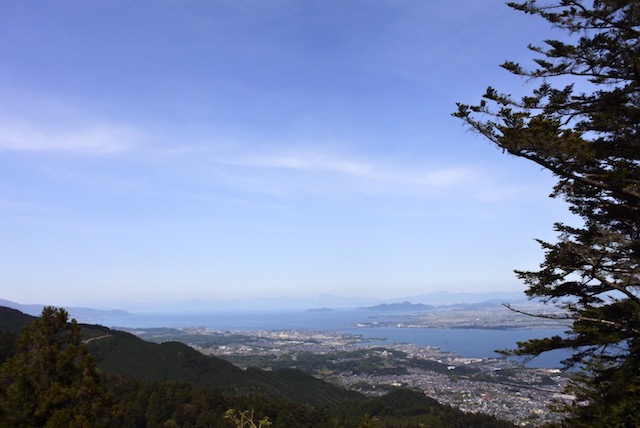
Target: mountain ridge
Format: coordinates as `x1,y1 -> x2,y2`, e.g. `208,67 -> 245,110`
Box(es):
0,305 -> 360,407
1,291 -> 527,314
0,298 -> 130,322
0,305 -> 516,427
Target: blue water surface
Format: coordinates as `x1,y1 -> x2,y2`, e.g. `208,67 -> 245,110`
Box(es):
95,308 -> 568,368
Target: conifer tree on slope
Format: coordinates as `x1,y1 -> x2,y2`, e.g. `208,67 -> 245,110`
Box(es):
0,306 -> 113,427
454,1 -> 639,426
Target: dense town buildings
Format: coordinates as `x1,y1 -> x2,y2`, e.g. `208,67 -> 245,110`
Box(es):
132,327 -> 570,426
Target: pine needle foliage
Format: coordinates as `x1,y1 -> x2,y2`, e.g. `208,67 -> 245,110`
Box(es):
0,307 -> 113,427
454,1 -> 640,426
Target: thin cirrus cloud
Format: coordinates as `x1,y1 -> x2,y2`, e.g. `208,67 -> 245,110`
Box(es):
218,151 -> 475,195
0,121 -> 139,155
0,116 -> 478,199
234,153 -> 374,177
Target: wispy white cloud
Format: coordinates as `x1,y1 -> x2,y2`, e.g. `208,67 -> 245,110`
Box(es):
410,167 -> 473,188
0,121 -> 139,154
231,153 -> 375,177
0,116 -> 494,200
212,149 -> 541,204
194,148 -> 477,196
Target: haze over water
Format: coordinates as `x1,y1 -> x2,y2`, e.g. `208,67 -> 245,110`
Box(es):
98,308 -> 567,368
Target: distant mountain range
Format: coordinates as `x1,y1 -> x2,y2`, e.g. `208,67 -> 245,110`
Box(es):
0,290 -> 528,317
391,291 -> 527,306
358,301 -> 435,311
0,299 -> 130,322
99,290 -> 528,312
357,293 -> 529,311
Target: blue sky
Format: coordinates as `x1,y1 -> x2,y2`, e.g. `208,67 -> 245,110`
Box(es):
0,1 -> 573,309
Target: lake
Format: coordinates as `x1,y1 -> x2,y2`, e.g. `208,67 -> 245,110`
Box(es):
93,308 -> 568,368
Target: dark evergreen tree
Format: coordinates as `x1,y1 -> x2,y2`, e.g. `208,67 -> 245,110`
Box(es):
454,1 -> 639,426
0,306 -> 114,427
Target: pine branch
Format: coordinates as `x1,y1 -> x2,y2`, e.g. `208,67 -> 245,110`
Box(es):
503,303 -> 640,335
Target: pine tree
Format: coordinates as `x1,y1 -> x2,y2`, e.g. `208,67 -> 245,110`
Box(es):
454,1 -> 639,426
0,306 -> 113,427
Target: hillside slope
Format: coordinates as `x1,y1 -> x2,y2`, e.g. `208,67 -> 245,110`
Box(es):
0,306 -> 360,407
0,306 -> 518,427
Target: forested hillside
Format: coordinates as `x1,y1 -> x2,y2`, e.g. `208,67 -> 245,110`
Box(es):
0,306 -> 515,427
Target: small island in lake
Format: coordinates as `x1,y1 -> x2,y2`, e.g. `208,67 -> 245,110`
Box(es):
306,307 -> 334,312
